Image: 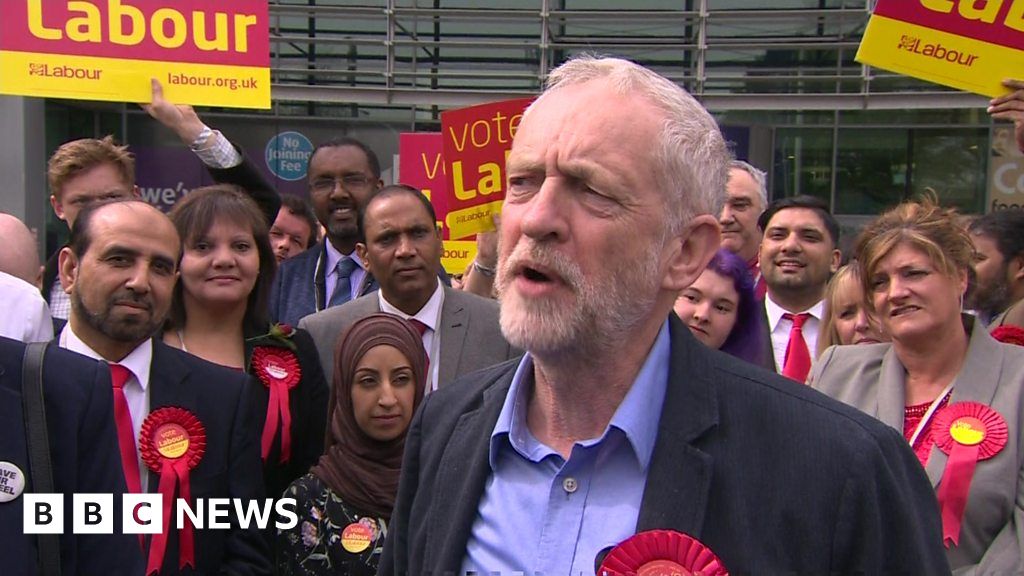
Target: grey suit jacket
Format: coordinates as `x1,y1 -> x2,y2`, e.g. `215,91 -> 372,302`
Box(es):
298,285 -> 519,388
811,317 -> 1024,575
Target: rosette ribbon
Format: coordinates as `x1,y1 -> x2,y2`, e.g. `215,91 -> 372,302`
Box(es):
252,346 -> 301,463
599,529 -> 728,576
139,407 -> 206,575
932,402 -> 1007,548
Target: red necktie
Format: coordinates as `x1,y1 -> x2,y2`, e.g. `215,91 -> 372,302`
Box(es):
109,364 -> 142,494
407,319 -> 432,390
781,313 -> 812,383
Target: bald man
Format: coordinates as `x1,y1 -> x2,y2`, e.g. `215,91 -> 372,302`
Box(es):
0,213 -> 42,286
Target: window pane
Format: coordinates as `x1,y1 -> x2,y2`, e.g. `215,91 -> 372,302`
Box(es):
773,127 -> 833,205
835,128 -> 908,215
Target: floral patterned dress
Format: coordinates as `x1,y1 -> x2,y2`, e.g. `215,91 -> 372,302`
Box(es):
276,473 -> 387,576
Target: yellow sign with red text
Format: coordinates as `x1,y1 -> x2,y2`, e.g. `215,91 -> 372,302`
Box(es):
0,0 -> 270,108
857,0 -> 1024,97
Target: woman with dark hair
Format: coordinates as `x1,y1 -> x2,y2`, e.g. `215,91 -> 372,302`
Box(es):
812,198 -> 1024,572
163,184 -> 328,499
277,313 -> 427,576
673,248 -> 767,365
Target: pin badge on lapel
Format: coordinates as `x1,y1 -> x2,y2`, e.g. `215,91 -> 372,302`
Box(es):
0,461 -> 26,502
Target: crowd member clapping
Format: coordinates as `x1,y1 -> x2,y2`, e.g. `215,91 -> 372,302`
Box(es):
163,185 -> 328,499
277,314 -> 426,575
812,198 -> 1024,573
816,263 -> 888,357
673,248 -> 766,365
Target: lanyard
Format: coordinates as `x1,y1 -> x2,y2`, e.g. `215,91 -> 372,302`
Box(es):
908,381 -> 955,448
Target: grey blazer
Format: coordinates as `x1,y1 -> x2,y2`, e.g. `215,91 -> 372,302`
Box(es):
811,318 -> 1024,575
298,285 -> 520,388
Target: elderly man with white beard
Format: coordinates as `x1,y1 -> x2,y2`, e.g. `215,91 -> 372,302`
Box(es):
379,56 -> 949,576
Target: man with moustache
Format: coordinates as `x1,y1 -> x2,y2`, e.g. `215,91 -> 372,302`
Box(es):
968,210 -> 1024,328
300,185 -> 516,390
719,160 -> 768,297
757,196 -> 841,380
380,56 -> 947,575
269,137 -> 384,326
57,200 -> 270,575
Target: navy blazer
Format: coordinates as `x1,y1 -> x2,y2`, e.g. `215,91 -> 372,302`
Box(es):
268,240 -> 379,327
145,341 -> 271,576
380,316 -> 951,575
0,337 -> 143,576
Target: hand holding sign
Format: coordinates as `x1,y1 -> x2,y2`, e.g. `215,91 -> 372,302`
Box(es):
988,79 -> 1024,155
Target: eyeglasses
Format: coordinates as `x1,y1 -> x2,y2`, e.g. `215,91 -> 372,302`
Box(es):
309,174 -> 373,194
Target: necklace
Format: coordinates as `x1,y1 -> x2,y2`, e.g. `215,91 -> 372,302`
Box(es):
176,330 -> 189,353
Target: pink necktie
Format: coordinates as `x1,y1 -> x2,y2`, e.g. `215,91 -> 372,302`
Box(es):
781,313 -> 812,383
407,319 -> 431,389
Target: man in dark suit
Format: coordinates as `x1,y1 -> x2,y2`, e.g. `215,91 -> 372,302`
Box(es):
0,336 -> 143,576
756,195 -> 841,380
300,185 -> 518,390
269,137 -> 384,326
380,56 -> 949,575
56,199 -> 270,575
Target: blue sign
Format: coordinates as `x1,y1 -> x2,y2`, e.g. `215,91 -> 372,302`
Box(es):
265,131 -> 313,181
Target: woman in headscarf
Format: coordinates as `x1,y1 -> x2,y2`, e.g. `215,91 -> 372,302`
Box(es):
277,313 -> 427,575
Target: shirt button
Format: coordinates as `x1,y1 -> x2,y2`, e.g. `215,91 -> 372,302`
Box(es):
563,477 -> 578,493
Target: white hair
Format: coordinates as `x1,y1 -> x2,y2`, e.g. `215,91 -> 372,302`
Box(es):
532,55 -> 730,235
728,159 -> 768,208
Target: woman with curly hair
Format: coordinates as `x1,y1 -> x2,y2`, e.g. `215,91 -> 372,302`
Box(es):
812,198 -> 1024,572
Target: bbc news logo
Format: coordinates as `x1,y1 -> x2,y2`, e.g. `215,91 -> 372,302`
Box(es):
23,495 -> 298,534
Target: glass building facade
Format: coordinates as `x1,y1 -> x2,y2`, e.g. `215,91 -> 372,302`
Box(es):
43,0 -> 1004,231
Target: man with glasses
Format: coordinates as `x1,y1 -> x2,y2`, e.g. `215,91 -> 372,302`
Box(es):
269,137 -> 384,326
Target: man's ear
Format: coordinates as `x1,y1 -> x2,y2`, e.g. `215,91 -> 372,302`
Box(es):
830,249 -> 842,274
1010,254 -> 1024,283
57,246 -> 79,295
356,242 -> 371,274
130,184 -> 140,199
662,214 -> 721,292
50,194 -> 66,221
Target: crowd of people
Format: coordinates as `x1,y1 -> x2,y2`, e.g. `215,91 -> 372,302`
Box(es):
2,59 -> 1024,575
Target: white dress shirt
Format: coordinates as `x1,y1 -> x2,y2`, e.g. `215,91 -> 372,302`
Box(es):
0,271 -> 53,343
764,296 -> 824,373
61,325 -> 153,489
378,279 -> 445,392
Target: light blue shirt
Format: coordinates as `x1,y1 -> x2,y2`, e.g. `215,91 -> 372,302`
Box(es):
462,321 -> 671,576
323,239 -> 368,303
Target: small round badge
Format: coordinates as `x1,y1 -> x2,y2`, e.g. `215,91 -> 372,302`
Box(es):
340,522 -> 374,553
949,417 -> 985,446
0,461 -> 25,503
155,423 -> 190,459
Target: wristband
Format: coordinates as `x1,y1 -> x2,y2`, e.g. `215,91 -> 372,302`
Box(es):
473,260 -> 496,278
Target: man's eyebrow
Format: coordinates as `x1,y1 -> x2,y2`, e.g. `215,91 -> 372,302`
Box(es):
99,245 -> 141,258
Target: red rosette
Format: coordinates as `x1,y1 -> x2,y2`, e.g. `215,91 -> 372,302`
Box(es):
931,402 -> 1008,548
992,325 -> 1024,347
599,530 -> 728,576
251,346 -> 302,463
138,407 -> 206,575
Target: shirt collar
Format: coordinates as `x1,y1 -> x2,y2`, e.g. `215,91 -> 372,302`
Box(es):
489,320 -> 672,471
378,279 -> 444,331
61,325 -> 153,391
764,295 -> 825,332
323,238 -> 365,278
